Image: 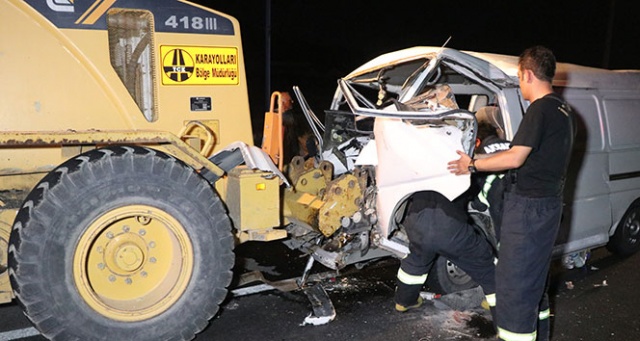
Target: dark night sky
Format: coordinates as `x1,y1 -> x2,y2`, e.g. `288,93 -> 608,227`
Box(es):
200,1 -> 640,135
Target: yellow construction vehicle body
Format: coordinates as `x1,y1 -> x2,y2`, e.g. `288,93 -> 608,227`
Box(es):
0,0 -> 253,174
0,3 -> 253,194
0,0 -> 264,307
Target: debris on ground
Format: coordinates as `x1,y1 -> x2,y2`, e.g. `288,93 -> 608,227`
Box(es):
452,310 -> 473,323
417,309 -> 496,339
300,311 -> 336,326
436,286 -> 485,311
242,258 -> 281,276
593,279 -> 608,287
420,291 -> 442,300
300,284 -> 336,326
565,281 -> 575,290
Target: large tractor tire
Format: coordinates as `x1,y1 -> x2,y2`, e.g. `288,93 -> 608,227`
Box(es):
8,146 -> 234,341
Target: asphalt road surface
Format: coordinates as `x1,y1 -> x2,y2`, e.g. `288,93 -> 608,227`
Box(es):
1,244 -> 639,341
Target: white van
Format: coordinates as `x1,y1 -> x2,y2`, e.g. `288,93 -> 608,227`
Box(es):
325,46 -> 640,291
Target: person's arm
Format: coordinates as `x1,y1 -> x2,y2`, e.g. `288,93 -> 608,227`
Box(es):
447,145 -> 532,175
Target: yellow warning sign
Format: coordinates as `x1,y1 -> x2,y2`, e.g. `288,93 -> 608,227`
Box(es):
161,46 -> 239,85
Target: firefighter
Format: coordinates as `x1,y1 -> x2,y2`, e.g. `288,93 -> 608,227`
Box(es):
394,190 -> 497,317
448,46 -> 576,341
393,117 -> 508,321
470,115 -> 511,238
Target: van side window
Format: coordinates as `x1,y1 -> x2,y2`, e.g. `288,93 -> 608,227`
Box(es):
604,99 -> 640,149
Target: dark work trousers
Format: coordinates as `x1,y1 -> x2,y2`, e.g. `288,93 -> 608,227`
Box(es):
496,192 -> 561,341
395,191 -> 496,308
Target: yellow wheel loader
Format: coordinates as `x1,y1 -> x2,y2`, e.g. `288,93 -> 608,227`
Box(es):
0,1 -> 255,339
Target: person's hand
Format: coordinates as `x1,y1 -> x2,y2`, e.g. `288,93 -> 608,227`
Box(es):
447,150 -> 471,175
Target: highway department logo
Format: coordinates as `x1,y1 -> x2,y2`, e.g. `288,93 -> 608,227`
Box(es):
161,45 -> 239,85
162,48 -> 195,82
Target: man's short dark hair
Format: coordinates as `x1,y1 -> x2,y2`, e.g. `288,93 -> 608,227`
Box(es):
519,46 -> 556,83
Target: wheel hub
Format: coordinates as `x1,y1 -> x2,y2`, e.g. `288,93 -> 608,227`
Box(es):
103,232 -> 147,276
116,245 -> 143,270
626,212 -> 639,243
73,205 -> 193,321
446,259 -> 472,285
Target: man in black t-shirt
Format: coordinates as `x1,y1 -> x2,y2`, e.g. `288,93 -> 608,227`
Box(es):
448,46 -> 576,341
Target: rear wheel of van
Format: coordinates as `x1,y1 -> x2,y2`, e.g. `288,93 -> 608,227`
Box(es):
427,256 -> 478,294
8,146 -> 234,341
607,202 -> 640,256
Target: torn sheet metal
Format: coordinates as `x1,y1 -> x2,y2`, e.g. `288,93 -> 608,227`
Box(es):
301,284 -> 336,326
321,136 -> 370,176
217,141 -> 290,187
233,270 -> 300,295
231,270 -> 340,296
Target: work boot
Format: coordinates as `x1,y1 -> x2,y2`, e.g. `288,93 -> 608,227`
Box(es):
394,274 -> 425,312
481,298 -> 491,310
395,296 -> 423,312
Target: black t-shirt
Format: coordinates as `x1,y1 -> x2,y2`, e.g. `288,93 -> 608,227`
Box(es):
511,93 -> 576,197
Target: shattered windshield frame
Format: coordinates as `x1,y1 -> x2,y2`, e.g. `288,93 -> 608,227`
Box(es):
331,53 -> 478,157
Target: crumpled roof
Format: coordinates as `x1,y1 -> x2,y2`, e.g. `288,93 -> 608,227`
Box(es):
346,46 -> 640,91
